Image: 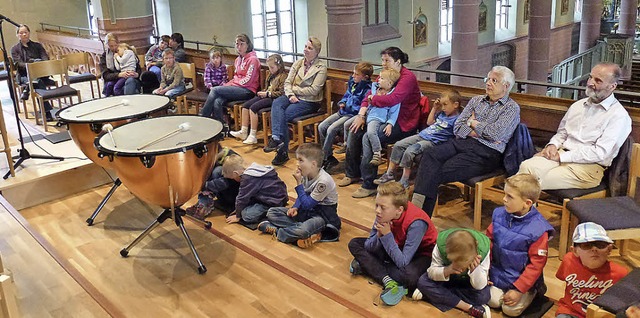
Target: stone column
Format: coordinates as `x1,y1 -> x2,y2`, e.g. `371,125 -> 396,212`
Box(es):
325,0 -> 364,70
527,0 -> 552,95
618,0 -> 638,36
579,0 -> 604,52
451,0 -> 479,87
96,0 -> 155,53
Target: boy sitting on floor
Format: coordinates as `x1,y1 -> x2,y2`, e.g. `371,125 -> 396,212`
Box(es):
348,181 -> 438,306
223,155 -> 288,227
486,174 -> 553,316
258,143 -> 340,248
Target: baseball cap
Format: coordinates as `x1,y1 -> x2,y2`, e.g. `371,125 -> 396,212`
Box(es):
572,222 -> 613,244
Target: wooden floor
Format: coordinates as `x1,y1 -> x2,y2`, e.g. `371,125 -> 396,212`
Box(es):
1,82 -> 638,317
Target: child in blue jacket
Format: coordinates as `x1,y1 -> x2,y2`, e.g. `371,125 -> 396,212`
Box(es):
365,68 -> 401,166
318,62 -> 373,170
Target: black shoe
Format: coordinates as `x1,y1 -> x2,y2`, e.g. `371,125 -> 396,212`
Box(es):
322,155 -> 339,171
263,137 -> 283,153
45,110 -> 54,122
21,87 -> 29,100
271,151 -> 289,166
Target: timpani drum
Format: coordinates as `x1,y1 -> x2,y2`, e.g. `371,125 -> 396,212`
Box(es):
57,95 -> 171,168
95,115 -> 223,208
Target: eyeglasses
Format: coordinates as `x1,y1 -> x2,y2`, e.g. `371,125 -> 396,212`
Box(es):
483,77 -> 500,84
575,241 -> 610,250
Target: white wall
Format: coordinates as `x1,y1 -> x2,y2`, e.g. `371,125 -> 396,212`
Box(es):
0,0 -> 89,45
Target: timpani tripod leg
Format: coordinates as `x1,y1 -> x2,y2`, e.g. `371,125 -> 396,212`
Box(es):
175,210 -> 207,274
119,209 -> 170,257
87,178 -> 122,226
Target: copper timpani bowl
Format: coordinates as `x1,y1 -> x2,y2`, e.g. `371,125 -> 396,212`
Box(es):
95,115 -> 223,208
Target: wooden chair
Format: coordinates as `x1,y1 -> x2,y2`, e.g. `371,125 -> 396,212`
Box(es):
0,100 -> 14,177
182,64 -> 235,115
26,59 -> 81,131
560,143 -> 640,259
287,79 -> 333,149
3,56 -> 30,118
175,62 -> 196,113
137,54 -> 145,71
61,52 -> 101,99
434,123 -> 531,230
261,79 -> 340,148
227,68 -> 265,130
0,253 -> 20,317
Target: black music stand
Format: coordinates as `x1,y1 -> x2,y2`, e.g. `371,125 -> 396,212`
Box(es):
0,15 -> 63,180
120,206 -> 212,274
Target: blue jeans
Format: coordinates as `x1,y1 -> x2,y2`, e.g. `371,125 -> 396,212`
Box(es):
348,123 -> 412,189
416,273 -> 491,312
390,134 -> 436,168
149,65 -> 162,81
123,77 -> 141,95
266,207 -> 326,243
164,84 -> 186,99
365,120 -> 385,153
200,85 -> 254,121
318,112 -> 352,160
270,96 -> 319,153
240,203 -> 270,224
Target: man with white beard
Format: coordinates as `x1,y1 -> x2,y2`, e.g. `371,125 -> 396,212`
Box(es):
518,62 -> 631,190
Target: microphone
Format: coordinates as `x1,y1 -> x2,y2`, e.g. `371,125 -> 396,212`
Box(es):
0,14 -> 21,28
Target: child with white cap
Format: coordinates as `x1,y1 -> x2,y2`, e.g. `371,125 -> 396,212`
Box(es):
555,222 -> 629,318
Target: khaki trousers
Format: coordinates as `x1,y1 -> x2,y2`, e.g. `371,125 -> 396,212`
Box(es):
518,153 -> 604,190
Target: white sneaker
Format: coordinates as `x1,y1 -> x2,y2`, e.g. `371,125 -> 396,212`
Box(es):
229,130 -> 247,140
411,289 -> 423,301
243,135 -> 258,144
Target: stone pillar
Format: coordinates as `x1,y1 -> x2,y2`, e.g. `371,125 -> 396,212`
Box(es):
579,0 -> 604,52
95,0 -> 155,53
527,0 -> 552,95
618,0 -> 638,36
325,0 -> 364,70
451,0 -> 479,87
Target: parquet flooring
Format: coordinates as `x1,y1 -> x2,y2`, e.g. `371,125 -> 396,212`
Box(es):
1,81 -> 637,317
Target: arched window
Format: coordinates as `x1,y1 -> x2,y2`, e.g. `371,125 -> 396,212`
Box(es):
436,59 -> 451,84
250,0 -> 296,60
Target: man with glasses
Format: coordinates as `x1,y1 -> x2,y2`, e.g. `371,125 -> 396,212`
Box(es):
412,66 -> 520,216
518,63 -> 631,190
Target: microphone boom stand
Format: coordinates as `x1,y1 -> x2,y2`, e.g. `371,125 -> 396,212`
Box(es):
1,16 -> 64,180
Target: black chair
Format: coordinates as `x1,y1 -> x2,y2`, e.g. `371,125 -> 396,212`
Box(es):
588,268 -> 640,317
560,142 -> 640,259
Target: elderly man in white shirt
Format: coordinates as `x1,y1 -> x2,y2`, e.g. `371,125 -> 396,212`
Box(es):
519,62 -> 632,189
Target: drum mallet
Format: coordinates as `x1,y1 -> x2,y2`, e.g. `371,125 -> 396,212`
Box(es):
102,123 -> 117,148
137,122 -> 191,150
76,99 -> 130,117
